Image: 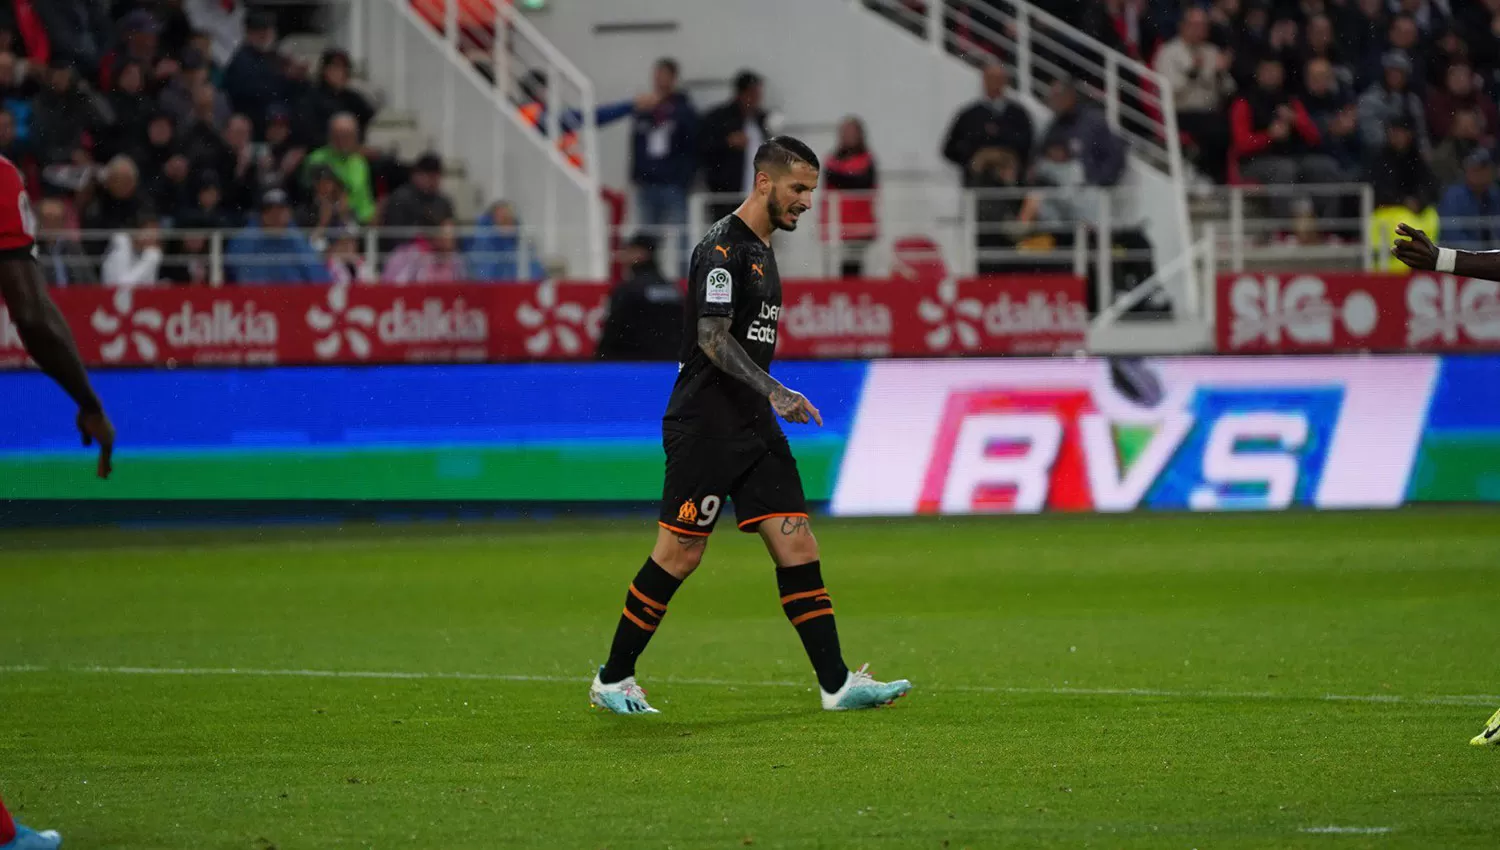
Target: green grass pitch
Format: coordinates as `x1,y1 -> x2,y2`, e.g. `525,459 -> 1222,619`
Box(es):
1,509 -> 1497,848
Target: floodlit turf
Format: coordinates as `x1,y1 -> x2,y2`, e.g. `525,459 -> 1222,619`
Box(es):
1,509 -> 1498,849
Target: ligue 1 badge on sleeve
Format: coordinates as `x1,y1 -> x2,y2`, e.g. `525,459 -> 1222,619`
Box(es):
706,268 -> 733,305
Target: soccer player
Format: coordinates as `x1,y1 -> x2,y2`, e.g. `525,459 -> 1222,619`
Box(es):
1390,223 -> 1499,748
588,137 -> 911,714
0,152 -> 114,850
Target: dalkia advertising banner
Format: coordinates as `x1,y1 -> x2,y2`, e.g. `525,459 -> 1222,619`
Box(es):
831,357 -> 1440,516
1217,272 -> 1500,353
0,275 -> 1087,369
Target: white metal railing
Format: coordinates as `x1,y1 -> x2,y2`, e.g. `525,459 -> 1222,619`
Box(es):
345,0 -> 607,278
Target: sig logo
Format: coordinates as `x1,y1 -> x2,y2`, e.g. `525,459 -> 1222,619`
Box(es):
1228,275 -> 1378,348
1406,275 -> 1500,347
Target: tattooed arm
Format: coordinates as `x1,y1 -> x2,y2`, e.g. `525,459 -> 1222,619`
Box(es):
697,316 -> 822,426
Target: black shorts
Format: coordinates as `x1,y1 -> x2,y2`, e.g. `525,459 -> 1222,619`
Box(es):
657,429 -> 808,537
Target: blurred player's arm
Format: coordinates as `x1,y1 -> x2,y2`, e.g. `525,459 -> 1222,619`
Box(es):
1392,223 -> 1500,279
697,317 -> 821,426
0,253 -> 114,476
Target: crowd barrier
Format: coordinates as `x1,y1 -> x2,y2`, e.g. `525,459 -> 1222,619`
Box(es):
2,355 -> 1496,513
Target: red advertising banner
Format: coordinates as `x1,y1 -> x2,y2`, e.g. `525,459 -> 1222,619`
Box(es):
1217,272 -> 1500,353
0,275 -> 1087,369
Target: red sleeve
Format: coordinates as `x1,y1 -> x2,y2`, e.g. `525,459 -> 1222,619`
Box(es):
1291,101 -> 1322,146
1230,98 -> 1271,158
0,157 -> 34,252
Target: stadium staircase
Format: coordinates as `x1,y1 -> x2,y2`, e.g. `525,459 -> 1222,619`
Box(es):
854,0 -> 1210,352
322,0 -> 609,279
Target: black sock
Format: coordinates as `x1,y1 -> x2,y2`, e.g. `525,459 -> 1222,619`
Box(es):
777,560 -> 849,693
600,558 -> 682,684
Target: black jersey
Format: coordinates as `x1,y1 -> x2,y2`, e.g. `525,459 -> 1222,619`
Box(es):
662,215 -> 783,439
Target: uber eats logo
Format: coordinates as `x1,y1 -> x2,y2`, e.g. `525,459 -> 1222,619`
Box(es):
748,303 -> 779,344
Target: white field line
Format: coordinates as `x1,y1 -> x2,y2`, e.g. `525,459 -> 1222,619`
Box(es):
0,665 -> 1497,708
1299,826 -> 1394,835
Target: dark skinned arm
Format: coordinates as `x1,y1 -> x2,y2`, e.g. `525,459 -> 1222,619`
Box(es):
697,316 -> 821,426
1392,223 -> 1500,280
0,254 -> 114,477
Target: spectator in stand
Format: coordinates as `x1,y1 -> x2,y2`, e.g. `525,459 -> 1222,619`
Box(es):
632,58 -> 697,245
32,59 -> 107,168
1438,148 -> 1500,250
382,216 -> 470,284
184,0 -> 246,68
1366,114 -> 1437,210
1345,0 -> 1388,90
134,111 -> 180,194
296,48 -> 374,149
1426,24 -> 1471,92
33,0 -> 110,81
1460,1 -> 1500,81
699,70 -> 769,221
0,108 -> 32,172
822,116 -> 878,278
941,61 -> 1035,187
228,188 -> 331,284
1379,16 -> 1427,92
1154,7 -> 1235,183
1400,0 -> 1447,34
1299,14 -> 1353,92
972,147 -> 1031,274
101,210 -> 164,288
513,68 -> 638,169
148,148 -> 193,222
1230,58 -> 1342,217
83,156 -> 148,240
596,234 -> 684,361
36,197 -> 99,287
1427,62 -> 1500,145
1041,77 -> 1128,188
112,10 -> 174,95
1089,0 -> 1161,65
382,152 -> 454,237
156,0 -> 195,62
162,170 -> 230,285
1224,2 -> 1270,90
302,112 -> 374,224
223,10 -> 294,135
107,61 -> 156,160
0,53 -> 40,141
159,48 -> 228,129
467,200 -> 546,282
1433,109 -> 1492,187
297,164 -> 353,246
216,113 -> 263,216
326,225 -> 373,286
264,105 -> 307,191
1301,59 -> 1363,178
1205,0 -> 1240,47
1358,52 -> 1428,155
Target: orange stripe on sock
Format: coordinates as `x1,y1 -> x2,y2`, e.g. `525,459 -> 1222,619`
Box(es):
737,511 -> 809,529
622,607 -> 657,632
629,583 -> 667,613
789,608 -> 835,626
659,521 -> 710,537
780,587 -> 828,605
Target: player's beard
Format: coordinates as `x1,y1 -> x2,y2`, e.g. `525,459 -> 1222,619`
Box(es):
767,192 -> 803,232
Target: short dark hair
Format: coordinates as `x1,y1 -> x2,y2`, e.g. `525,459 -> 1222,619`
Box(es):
754,136 -> 819,177
655,57 -> 679,76
734,70 -> 762,95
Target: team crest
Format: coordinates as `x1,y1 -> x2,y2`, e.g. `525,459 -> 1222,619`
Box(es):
677,500 -> 699,523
